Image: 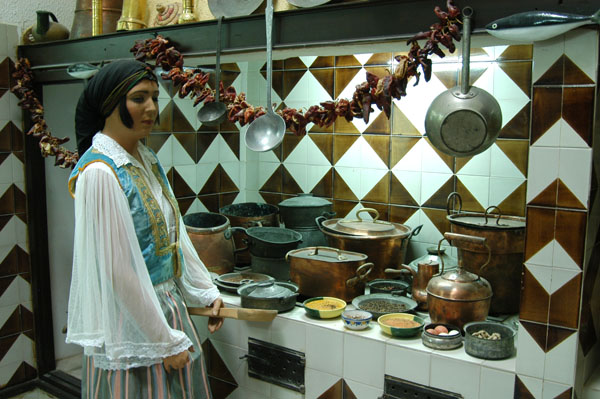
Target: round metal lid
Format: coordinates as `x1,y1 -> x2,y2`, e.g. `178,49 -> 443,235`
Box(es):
447,205 -> 525,230
215,271 -> 274,287
286,246 -> 367,262
329,208 -> 396,236
245,281 -> 295,298
279,193 -> 332,208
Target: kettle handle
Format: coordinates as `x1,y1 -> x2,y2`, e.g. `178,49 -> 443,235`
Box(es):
439,232 -> 491,275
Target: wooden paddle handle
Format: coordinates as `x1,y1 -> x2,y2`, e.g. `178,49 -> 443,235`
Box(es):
187,307 -> 237,318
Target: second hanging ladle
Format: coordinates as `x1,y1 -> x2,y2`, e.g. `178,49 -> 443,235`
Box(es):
197,16 -> 227,126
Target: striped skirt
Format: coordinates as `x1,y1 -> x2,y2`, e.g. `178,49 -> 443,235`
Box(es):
82,282 -> 212,399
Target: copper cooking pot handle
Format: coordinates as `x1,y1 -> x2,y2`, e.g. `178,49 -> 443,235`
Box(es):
228,226 -> 250,254
346,262 -> 374,288
438,232 -> 491,275
356,207 -> 379,221
484,205 -> 508,226
310,246 -> 347,260
446,192 -> 463,215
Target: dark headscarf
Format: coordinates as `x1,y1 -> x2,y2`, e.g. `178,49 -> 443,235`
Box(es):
75,59 -> 157,155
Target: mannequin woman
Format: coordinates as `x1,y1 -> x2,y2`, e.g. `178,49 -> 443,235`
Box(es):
66,59 -> 223,398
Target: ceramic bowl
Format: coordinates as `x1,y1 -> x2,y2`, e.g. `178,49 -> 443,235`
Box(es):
341,309 -> 372,330
464,321 -> 516,360
303,296 -> 347,319
421,323 -> 462,350
378,313 -> 425,338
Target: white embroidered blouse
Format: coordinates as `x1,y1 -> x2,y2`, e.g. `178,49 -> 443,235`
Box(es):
66,133 -> 220,370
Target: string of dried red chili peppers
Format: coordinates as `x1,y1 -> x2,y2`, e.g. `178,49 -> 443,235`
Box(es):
11,0 -> 460,169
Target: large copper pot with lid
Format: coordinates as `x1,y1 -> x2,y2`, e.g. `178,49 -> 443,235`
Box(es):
447,192 -> 525,315
427,232 -> 493,330
316,208 -> 421,280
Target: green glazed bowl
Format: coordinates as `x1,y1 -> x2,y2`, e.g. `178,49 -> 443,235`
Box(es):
303,297 -> 346,319
378,313 -> 425,338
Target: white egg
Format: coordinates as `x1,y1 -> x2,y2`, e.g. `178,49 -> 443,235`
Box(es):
438,332 -> 449,336
448,330 -> 460,336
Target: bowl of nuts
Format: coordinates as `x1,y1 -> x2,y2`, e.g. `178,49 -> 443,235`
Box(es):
463,321 -> 516,359
421,323 -> 462,350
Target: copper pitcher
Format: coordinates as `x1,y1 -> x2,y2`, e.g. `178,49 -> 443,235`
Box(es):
385,260 -> 439,310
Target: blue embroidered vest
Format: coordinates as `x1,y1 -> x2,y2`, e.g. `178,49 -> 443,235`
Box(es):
68,148 -> 183,285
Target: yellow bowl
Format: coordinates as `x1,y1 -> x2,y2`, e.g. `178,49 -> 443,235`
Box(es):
378,313 -> 425,338
303,297 -> 347,319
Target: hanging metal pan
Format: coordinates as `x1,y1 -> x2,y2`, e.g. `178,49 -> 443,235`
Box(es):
424,7 -> 502,157
208,0 -> 263,18
287,0 -> 331,7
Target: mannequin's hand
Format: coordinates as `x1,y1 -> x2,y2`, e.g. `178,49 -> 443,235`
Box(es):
163,350 -> 190,372
208,297 -> 224,333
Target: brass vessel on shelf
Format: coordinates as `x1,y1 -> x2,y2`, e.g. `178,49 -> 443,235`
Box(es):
117,0 -> 147,30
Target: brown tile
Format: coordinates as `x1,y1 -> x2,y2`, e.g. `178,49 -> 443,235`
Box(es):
519,266 -> 550,323
392,103 -> 421,136
556,209 -> 586,268
546,325 -> 576,352
260,164 -> 282,193
333,134 -> 359,164
146,133 -> 170,154
218,115 -> 239,133
455,179 -> 485,213
364,110 -> 391,134
318,379 -> 357,399
221,133 -> 239,160
424,137 -> 454,172
549,271 -> 581,329
284,57 -> 307,70
195,133 -> 218,162
172,168 -> 197,197
12,152 -> 23,164
497,45 -> 533,61
535,55 -> 564,86
563,86 -> 594,147
496,140 -> 528,177
362,172 -> 390,204
208,378 -> 238,399
282,70 -> 306,100
176,197 -> 194,216
20,305 -> 32,332
0,58 -> 10,89
258,191 -> 282,206
334,67 -> 361,99
16,247 -> 29,275
14,183 -> 26,213
173,133 -> 197,161
360,202 -> 389,221
335,55 -> 361,67
497,182 -> 526,217
363,135 -> 389,167
0,185 -> 14,215
219,70 -> 240,91
282,133 -> 303,162
154,101 -> 173,132
390,137 -> 420,168
311,56 -> 334,69
365,53 -> 392,66
466,63 -> 489,87
0,122 -> 12,152
423,207 -> 451,238
221,63 -> 240,73
498,61 -> 532,97
282,166 -> 303,195
557,179 -> 586,209
514,375 -> 536,399
0,214 -> 11,232
0,247 -> 18,277
309,133 -> 333,164
554,388 -> 573,399
219,192 -> 239,208
6,361 -> 37,387
579,299 -> 597,355
197,194 -> 220,213
529,179 -> 558,208
11,127 -> 23,152
309,119 -> 334,134
520,320 -> 547,351
525,206 -> 555,262
311,169 -> 333,198
433,67 -> 459,90
0,307 -> 20,336
0,333 -> 19,359
172,104 -> 195,133
220,166 -> 238,192
564,56 -> 594,85
267,70 -> 284,101
333,116 -> 361,134
332,169 -> 358,201
310,69 -> 334,99
422,175 -> 456,210
0,275 -> 15,298
19,272 -> 30,284
199,166 -> 220,195
498,102 -> 530,140
390,173 -> 419,207
389,205 -> 418,225
332,199 -> 358,219
531,87 -> 561,145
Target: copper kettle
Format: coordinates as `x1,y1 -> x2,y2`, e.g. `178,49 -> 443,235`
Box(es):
426,232 -> 493,329
385,260 -> 439,311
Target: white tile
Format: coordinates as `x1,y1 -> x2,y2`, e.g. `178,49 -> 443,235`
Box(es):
385,344 -> 431,386
559,147 -> 592,208
271,318 -> 306,353
307,71 -> 333,105
0,276 -> 19,307
305,324 -> 344,375
421,140 -> 452,174
334,166 -> 361,199
0,24 -> 7,57
488,177 -> 525,208
516,322 -> 546,379
1,333 -> 25,365
543,380 -> 572,399
430,354 -> 481,399
549,266 -> 580,295
196,162 -> 218,194
6,25 -> 17,60
487,63 -> 530,128
396,73 -> 448,134
156,135 -> 173,170
306,165 -> 330,193
257,160 -> 280,190
174,164 -> 198,193
270,384 -> 304,399
343,332 -> 385,388
239,321 -> 273,351
482,354 -> 517,373
209,341 -> 250,393
305,135 -> 331,167
284,163 -> 308,193
391,170 -> 421,204
479,367 -> 516,399
344,378 -> 384,399
524,263 -> 553,293
526,240 -> 555,267
221,161 -> 241,189
456,174 -> 490,209
490,144 -> 525,179
0,153 -> 13,184
519,375 -> 544,398
0,305 -> 16,330
457,147 -> 491,177
417,209 -> 444,245
526,147 -> 560,204
17,275 -> 31,304
210,316 -> 242,347
359,168 -> 388,200
392,138 -> 423,172
304,368 -> 340,399
171,136 -> 195,166
191,314 -> 209,341
565,28 -> 598,84
226,387 -> 267,399
172,94 -> 201,131
198,134 -> 220,164
560,119 -> 590,149
544,330 -> 577,385
532,34 -> 564,84
534,119 -> 561,148
14,217 -> 27,253
335,136 -> 387,170
0,361 -> 19,388
421,172 -> 453,206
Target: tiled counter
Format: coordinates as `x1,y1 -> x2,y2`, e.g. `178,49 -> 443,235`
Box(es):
191,292 -> 517,399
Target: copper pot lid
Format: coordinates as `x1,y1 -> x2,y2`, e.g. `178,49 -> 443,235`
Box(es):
215,271 -> 274,287
278,193 -> 332,208
326,208 -> 400,236
447,192 -> 525,230
286,246 -> 367,262
427,268 -> 493,302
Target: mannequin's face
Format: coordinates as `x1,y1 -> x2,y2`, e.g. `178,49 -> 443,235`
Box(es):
124,79 -> 159,139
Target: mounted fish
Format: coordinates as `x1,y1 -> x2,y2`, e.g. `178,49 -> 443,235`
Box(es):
486,9 -> 600,42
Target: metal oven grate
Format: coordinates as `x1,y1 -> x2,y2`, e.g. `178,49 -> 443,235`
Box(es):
381,375 -> 463,399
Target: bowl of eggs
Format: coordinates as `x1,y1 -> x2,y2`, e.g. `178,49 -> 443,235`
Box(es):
378,313 -> 425,338
421,323 -> 463,350
303,297 -> 346,319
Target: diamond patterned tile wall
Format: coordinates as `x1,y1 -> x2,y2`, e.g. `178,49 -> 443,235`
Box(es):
0,23 -> 36,390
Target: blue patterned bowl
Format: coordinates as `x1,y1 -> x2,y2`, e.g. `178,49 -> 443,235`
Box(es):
341,309 -> 372,330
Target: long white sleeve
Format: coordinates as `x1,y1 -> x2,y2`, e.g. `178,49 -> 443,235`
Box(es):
66,163 -> 192,370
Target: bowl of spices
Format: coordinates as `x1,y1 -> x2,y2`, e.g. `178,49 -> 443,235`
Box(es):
421,323 -> 462,350
463,321 -> 516,360
341,309 -> 372,330
366,279 -> 410,295
378,313 -> 425,338
303,297 -> 347,319
352,293 -> 417,319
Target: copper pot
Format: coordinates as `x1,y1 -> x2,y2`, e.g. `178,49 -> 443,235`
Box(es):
447,192 -> 525,315
219,202 -> 279,266
316,208 -> 421,280
71,0 -> 123,38
287,246 -> 373,301
426,232 -> 493,330
385,259 -> 439,311
183,212 -> 234,275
